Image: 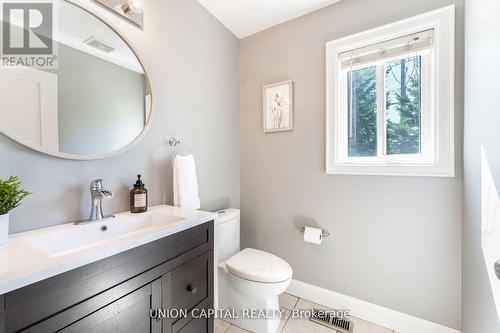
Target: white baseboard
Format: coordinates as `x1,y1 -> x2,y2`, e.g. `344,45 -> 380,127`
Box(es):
286,279 -> 461,333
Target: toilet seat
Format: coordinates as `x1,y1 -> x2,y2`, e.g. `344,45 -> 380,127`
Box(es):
225,248 -> 293,283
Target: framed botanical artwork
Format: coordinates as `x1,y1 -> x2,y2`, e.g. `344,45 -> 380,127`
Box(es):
263,81 -> 293,133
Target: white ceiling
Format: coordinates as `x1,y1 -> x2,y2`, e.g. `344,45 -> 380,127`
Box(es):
197,0 -> 342,39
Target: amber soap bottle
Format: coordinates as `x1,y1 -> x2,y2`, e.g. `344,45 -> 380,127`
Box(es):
130,175 -> 148,213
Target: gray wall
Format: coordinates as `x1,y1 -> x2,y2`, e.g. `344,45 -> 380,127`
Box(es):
0,0 -> 240,232
463,0 -> 500,332
240,0 -> 463,329
56,44 -> 146,156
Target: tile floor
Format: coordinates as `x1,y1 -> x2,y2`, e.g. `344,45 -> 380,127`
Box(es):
214,293 -> 397,333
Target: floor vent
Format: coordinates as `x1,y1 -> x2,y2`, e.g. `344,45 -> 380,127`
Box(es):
310,308 -> 354,333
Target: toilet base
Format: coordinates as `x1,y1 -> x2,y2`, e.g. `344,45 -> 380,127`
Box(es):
217,266 -> 290,333
221,295 -> 281,333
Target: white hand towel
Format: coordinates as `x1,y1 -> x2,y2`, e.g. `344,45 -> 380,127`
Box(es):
173,154 -> 201,209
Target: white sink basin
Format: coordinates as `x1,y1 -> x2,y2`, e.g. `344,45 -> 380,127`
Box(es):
26,211 -> 183,258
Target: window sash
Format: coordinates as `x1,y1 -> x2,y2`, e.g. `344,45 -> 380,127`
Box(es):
338,51 -> 433,164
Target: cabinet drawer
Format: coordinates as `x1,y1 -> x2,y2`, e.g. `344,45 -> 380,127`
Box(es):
170,251 -> 212,312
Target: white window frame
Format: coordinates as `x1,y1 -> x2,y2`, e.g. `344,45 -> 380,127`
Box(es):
326,5 -> 455,177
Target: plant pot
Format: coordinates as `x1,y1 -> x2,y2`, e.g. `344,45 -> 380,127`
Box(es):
0,213 -> 9,245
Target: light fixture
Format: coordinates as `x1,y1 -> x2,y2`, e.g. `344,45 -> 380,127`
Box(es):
114,0 -> 143,17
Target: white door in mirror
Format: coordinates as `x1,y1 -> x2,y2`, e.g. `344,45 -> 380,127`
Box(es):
0,67 -> 58,151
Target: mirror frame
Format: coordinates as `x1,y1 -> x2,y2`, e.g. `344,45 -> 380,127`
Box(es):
0,0 -> 154,160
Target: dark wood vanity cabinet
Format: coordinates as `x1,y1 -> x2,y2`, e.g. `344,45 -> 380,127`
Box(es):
0,221 -> 214,333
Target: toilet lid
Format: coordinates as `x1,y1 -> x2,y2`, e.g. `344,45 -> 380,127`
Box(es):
225,248 -> 293,283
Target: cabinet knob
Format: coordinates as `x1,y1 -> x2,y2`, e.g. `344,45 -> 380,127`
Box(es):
187,285 -> 198,294
495,260 -> 500,280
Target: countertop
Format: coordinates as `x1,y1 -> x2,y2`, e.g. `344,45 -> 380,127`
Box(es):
0,205 -> 217,294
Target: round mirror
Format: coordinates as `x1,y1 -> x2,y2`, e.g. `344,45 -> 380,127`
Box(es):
0,0 -> 151,159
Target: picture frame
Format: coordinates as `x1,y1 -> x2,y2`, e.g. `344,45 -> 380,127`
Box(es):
263,80 -> 294,133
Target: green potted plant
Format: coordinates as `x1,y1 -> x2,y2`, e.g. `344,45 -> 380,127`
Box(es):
0,176 -> 30,245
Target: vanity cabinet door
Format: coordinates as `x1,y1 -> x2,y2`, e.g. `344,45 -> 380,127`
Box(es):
176,317 -> 210,333
59,279 -> 161,333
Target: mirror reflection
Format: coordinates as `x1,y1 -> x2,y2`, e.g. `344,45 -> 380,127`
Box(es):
0,0 -> 150,158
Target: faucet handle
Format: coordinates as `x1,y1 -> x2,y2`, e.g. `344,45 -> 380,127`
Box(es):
90,179 -> 104,190
101,190 -> 113,198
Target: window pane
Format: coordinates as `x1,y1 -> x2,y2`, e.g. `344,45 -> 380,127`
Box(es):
347,66 -> 377,157
385,56 -> 422,155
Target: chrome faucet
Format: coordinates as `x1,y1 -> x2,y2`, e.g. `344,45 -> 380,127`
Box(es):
89,179 -> 113,221
74,179 -> 114,224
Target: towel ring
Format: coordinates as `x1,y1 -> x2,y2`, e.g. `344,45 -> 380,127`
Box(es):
168,138 -> 182,148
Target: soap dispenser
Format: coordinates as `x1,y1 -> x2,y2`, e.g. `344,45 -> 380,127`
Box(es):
130,175 -> 148,213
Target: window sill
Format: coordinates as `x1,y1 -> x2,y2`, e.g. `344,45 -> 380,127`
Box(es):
327,163 -> 455,177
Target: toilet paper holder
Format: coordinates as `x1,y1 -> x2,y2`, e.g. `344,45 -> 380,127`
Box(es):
301,227 -> 330,238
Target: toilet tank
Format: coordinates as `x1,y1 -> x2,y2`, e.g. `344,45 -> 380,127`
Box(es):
214,208 -> 240,265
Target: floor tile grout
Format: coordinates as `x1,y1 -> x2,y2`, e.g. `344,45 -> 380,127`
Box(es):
279,307 -> 292,333
279,296 -> 297,333
281,311 -> 292,331
278,293 -> 298,332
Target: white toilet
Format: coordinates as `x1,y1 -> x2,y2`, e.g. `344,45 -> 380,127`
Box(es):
214,209 -> 293,333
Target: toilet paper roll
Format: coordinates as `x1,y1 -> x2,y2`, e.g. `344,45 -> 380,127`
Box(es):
303,227 -> 323,245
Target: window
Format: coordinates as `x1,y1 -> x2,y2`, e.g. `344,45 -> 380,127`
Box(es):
326,6 -> 455,177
